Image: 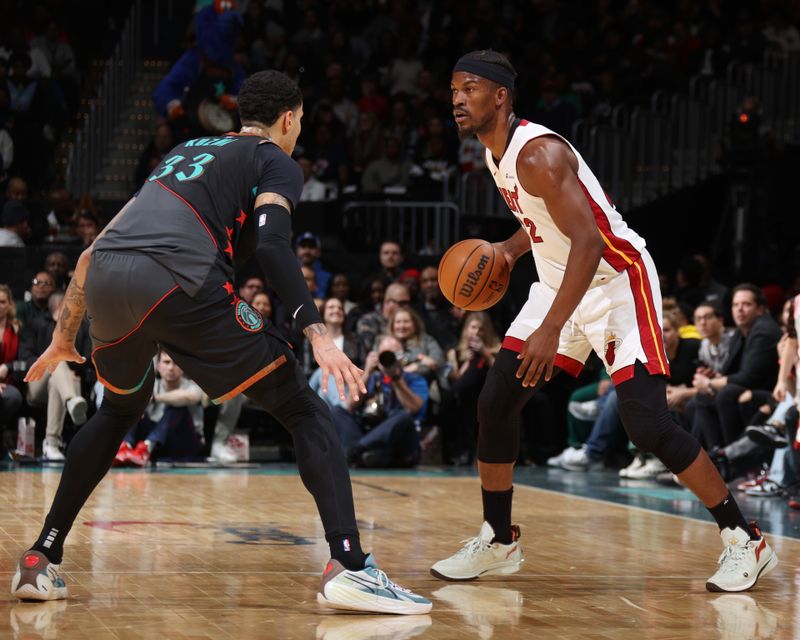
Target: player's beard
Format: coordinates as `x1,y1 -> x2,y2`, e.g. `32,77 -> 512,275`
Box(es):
456,124 -> 477,140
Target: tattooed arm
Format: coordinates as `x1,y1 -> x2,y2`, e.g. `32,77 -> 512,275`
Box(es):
24,197 -> 137,381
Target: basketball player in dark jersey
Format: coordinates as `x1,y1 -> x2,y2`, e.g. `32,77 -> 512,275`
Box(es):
12,70 -> 430,615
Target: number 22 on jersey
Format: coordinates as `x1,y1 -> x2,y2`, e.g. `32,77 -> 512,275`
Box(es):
149,153 -> 216,182
500,185 -> 543,243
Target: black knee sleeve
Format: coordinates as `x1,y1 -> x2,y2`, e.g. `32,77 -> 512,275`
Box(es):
477,349 -> 546,464
617,363 -> 701,474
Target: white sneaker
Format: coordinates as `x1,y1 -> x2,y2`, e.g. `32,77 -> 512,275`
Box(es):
706,524 -> 778,592
619,454 -> 645,478
547,448 -> 572,467
42,439 -> 65,462
66,396 -> 87,426
430,521 -> 523,581
625,455 -> 667,479
560,445 -> 603,471
317,554 -> 432,614
210,440 -> 238,464
11,550 -> 67,601
568,399 -> 599,421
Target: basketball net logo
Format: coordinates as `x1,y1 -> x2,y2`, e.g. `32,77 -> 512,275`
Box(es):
604,332 -> 621,365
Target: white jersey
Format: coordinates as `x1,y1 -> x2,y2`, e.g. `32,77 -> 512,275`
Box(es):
485,120 -> 647,290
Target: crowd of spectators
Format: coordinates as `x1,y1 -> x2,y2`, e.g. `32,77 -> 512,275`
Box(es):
138,1 -> 800,202
1,233 -> 798,508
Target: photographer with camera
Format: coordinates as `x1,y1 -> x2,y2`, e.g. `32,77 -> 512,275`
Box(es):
329,335 -> 428,468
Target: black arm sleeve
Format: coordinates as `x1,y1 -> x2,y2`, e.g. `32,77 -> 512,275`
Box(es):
254,203 -> 322,330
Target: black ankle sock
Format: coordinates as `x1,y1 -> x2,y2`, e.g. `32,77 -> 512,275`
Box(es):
329,534 -> 367,570
32,518 -> 67,564
708,492 -> 758,540
482,486 -> 513,544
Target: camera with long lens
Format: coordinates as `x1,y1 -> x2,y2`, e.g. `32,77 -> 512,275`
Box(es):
378,350 -> 404,380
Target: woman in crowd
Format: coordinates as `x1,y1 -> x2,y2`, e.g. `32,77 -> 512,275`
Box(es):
443,312 -> 500,463
387,307 -> 443,381
251,291 -> 273,320
310,297 -> 363,408
0,284 -> 23,450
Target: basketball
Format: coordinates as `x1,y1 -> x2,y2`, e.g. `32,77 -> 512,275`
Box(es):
438,238 -> 510,311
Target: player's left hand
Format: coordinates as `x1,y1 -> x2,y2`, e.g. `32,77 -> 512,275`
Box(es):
516,325 -> 559,388
24,341 -> 86,383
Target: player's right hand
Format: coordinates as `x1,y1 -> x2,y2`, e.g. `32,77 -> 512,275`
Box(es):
312,336 -> 367,402
24,342 -> 86,382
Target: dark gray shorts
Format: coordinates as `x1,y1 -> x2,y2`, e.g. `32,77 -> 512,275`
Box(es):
85,250 -> 304,403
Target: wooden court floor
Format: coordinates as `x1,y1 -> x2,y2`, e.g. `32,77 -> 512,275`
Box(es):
1,468 -> 798,639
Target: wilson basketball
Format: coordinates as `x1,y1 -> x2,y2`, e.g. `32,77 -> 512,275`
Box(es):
438,238 -> 509,311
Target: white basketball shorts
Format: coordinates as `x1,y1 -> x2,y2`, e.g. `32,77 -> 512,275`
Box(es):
502,251 -> 670,385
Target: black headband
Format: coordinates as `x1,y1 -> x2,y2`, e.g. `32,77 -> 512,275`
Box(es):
453,57 -> 516,90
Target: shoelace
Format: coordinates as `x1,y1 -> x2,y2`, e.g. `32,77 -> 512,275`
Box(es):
368,567 -> 414,594
717,543 -> 750,573
455,535 -> 493,558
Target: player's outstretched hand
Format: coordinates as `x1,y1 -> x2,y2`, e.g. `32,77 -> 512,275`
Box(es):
515,325 -> 559,388
24,341 -> 86,382
311,335 -> 366,402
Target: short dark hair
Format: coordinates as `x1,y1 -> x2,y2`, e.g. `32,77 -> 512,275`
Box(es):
732,283 -> 767,307
458,50 -> 517,82
238,70 -> 302,127
694,302 -> 723,318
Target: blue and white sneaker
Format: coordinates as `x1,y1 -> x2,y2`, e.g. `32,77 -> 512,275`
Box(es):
317,554 -> 432,615
11,550 -> 67,601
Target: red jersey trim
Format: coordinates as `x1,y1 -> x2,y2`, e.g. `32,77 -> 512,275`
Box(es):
154,180 -> 218,249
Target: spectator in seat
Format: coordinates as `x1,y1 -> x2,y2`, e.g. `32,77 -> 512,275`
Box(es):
689,284 -> 782,450
20,292 -> 90,461
443,312 -> 501,462
295,231 -> 331,297
76,211 -> 100,249
331,335 -> 428,468
329,273 -> 356,315
416,265 -> 461,352
665,303 -> 735,410
238,276 -> 264,304
16,271 -> 55,329
345,276 -> 385,334
0,200 -> 30,247
388,307 -> 444,382
0,284 -> 23,449
250,291 -> 273,320
369,240 -> 405,285
297,157 -> 327,202
350,111 -> 383,183
45,188 -> 77,241
310,297 -> 364,408
361,135 -> 413,195
356,282 -> 411,354
115,351 -> 204,466
44,251 -> 70,291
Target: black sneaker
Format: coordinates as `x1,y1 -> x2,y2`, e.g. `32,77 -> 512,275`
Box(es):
745,423 -> 788,448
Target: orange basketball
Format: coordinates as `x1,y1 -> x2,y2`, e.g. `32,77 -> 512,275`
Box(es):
437,238 -> 509,311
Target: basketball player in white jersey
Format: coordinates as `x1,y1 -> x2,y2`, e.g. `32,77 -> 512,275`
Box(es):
431,50 -> 777,592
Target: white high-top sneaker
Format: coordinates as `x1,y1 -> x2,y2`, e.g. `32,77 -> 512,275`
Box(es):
706,523 -> 778,592
430,521 -> 523,581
